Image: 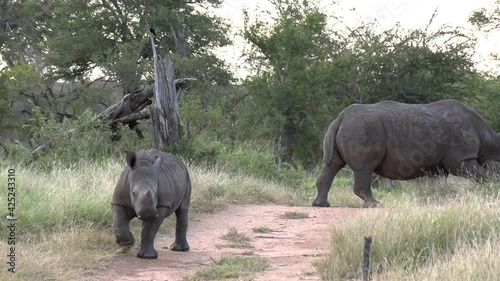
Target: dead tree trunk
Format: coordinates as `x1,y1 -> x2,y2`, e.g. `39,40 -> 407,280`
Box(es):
149,28 -> 183,149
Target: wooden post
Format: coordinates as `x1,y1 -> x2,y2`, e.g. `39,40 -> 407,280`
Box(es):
363,236 -> 373,281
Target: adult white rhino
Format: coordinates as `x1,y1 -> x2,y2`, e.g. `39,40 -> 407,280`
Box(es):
313,99 -> 500,207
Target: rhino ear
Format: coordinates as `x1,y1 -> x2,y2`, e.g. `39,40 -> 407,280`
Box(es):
125,151 -> 137,168
153,156 -> 163,169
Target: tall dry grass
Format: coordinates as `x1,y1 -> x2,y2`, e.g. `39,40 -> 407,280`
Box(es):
318,176 -> 500,281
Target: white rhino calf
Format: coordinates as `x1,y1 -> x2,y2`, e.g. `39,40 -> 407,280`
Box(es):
112,149 -> 191,259
313,99 -> 500,207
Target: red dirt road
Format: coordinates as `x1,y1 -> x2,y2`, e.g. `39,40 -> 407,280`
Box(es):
90,205 -> 368,281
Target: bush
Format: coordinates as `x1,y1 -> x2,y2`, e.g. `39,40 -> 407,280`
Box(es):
171,134 -> 311,188
9,108 -> 149,169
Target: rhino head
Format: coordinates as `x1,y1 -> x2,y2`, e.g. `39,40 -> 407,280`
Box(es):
126,151 -> 163,220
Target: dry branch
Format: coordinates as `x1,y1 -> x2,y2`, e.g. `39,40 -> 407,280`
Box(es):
96,78 -> 195,126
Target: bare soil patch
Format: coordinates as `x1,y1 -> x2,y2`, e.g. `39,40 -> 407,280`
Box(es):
90,205 -> 369,281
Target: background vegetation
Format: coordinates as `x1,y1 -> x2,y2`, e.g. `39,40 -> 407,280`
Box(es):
1,0 -> 500,280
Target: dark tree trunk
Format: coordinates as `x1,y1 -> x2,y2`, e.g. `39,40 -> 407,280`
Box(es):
274,120 -> 297,168
282,121 -> 297,166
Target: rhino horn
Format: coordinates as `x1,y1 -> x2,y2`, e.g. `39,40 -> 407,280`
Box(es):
144,189 -> 154,200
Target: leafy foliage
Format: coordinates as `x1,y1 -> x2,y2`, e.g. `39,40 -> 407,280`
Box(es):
1,0 -> 499,175
0,0 -> 52,67
13,108 -> 148,168
339,21 -> 478,104
0,73 -> 10,127
468,76 -> 500,131
44,0 -> 233,92
243,0 -> 339,167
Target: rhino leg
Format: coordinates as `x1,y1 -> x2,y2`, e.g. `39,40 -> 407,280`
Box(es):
112,205 -> 136,246
313,159 -> 346,207
137,207 -> 168,259
171,202 -> 190,251
352,170 -> 380,208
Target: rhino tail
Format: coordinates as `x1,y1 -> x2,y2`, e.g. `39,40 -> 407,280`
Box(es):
323,117 -> 341,166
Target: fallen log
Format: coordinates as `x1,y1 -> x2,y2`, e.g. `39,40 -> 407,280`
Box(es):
96,78 -> 195,124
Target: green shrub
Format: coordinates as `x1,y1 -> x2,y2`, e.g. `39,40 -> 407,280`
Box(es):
170,134 -> 313,189
167,134 -> 226,166
9,108 -> 149,169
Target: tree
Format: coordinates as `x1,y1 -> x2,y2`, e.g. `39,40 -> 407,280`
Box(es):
243,0 -> 340,167
45,0 -> 233,93
469,1 -> 500,65
0,0 -> 52,68
243,3 -> 479,168
338,18 -> 478,104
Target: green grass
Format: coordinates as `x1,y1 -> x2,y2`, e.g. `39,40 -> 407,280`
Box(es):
173,137 -> 313,188
279,211 -> 310,219
379,234 -> 500,281
218,227 -> 252,248
0,227 -> 116,280
0,160 -> 120,239
185,256 -> 268,281
189,164 -> 314,213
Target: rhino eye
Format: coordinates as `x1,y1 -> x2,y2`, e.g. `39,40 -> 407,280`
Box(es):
132,191 -> 136,197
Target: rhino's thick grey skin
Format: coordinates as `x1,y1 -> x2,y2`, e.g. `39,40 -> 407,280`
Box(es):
313,99 -> 500,208
112,149 -> 191,259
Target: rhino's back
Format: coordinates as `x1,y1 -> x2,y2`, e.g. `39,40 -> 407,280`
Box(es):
339,99 -> 480,149
336,99 -> 483,179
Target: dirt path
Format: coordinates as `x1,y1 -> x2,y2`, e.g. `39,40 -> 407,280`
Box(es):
90,205 -> 368,281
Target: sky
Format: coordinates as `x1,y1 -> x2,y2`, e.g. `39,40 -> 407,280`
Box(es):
213,0 -> 499,78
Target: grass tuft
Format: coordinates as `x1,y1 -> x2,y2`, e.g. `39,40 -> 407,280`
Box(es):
279,211 -> 309,219
185,256 -> 268,280
218,227 -> 252,248
189,165 -> 313,213
252,226 -> 274,233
